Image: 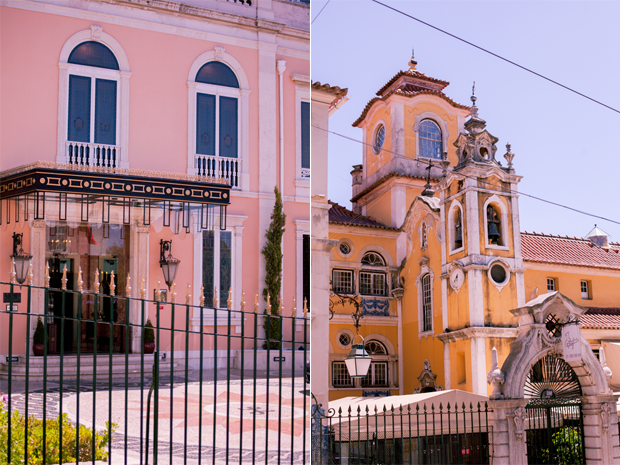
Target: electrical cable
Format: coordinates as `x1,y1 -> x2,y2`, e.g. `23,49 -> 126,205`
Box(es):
312,123 -> 620,227
369,0 -> 620,115
311,0 -> 331,25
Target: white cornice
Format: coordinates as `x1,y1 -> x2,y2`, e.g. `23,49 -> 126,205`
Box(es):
524,260 -> 620,277
436,326 -> 518,342
330,314 -> 398,326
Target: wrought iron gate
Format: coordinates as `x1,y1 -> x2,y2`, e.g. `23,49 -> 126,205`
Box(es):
0,278 -> 309,464
524,355 -> 585,465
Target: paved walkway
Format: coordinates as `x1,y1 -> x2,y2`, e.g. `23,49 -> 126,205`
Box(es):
2,370 -> 311,464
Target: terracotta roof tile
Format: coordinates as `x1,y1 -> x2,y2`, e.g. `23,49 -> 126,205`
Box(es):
350,172 -> 440,203
375,69 -> 449,96
521,232 -> 620,270
581,308 -> 620,329
328,201 -> 397,230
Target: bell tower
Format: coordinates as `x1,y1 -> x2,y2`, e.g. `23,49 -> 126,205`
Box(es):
436,89 -> 524,396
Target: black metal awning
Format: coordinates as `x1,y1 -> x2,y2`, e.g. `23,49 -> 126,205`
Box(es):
0,162 -> 231,230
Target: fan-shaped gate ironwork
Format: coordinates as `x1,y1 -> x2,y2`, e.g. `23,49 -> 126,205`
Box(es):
524,355 -> 585,464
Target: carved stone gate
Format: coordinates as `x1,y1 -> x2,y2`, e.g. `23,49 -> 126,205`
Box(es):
486,292 -> 620,464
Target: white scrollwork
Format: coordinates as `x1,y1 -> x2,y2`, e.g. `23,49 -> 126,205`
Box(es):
514,407 -> 526,440
214,45 -> 225,61
90,24 -> 103,39
601,403 -> 612,432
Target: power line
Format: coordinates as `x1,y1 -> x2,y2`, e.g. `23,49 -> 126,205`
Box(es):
311,0 -> 331,25
312,124 -> 620,227
370,0 -> 620,115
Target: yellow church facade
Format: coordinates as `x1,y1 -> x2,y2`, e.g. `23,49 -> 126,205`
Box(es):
326,56 -> 620,402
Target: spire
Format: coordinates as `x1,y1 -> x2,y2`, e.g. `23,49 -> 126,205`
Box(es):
408,48 -> 417,71
586,224 -> 611,248
464,81 -> 487,133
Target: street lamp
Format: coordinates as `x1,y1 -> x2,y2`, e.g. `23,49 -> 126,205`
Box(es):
11,233 -> 32,285
159,239 -> 180,290
330,286 -> 372,379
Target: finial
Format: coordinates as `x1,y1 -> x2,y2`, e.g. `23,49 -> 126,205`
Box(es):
199,284 -> 205,307
267,294 -> 271,313
227,289 -> 232,311
254,294 -> 259,313
241,291 -> 246,311
77,266 -> 84,293
279,295 -> 284,316
27,263 -> 33,286
170,281 -> 176,303
408,48 -> 418,71
303,297 -> 308,318
109,271 -> 115,296
94,269 -> 100,293
470,81 -> 479,118
504,143 -> 515,168
45,262 -> 50,288
141,278 -> 146,299
291,296 -> 297,317
155,280 -> 161,302
213,287 -> 218,309
125,274 -> 131,298
9,258 -> 16,285
186,283 -> 192,305
421,159 -> 435,197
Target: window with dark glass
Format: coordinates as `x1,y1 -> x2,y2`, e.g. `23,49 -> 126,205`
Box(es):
303,234 -> 310,308
361,341 -> 389,387
301,101 -> 310,175
196,62 -> 239,159
332,269 -> 354,294
359,252 -> 387,296
202,230 -> 232,309
67,42 -> 118,146
332,361 -> 354,387
422,273 -> 432,332
419,119 -> 442,159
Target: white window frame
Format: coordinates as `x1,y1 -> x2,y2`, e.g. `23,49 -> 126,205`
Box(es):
332,269 -> 354,294
483,195 -> 510,251
57,26 -> 131,168
448,200 -> 465,255
188,49 -> 250,191
413,112 -> 449,161
581,280 -> 590,300
416,257 -> 435,338
361,361 -> 389,387
291,74 -> 311,198
332,361 -> 354,387
547,278 -> 556,292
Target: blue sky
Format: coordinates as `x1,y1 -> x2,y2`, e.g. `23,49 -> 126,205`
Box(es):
311,0 -> 620,240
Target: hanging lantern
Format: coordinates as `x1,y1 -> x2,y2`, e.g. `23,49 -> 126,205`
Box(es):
159,239 -> 180,291
344,335 -> 372,378
11,233 -> 32,285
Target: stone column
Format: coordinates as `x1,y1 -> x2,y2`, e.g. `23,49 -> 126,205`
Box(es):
130,224 -> 150,353
28,219 -> 48,355
581,395 -> 620,464
487,399 -> 528,465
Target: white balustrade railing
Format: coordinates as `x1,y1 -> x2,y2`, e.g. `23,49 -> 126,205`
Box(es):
194,154 -> 239,188
66,142 -> 119,169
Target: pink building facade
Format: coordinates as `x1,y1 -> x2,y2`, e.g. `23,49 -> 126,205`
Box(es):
0,0 -> 309,365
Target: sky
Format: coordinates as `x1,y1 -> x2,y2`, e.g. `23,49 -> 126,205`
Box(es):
311,0 -> 620,241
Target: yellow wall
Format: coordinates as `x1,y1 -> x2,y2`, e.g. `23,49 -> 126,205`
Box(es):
365,105 -> 392,178
449,339 -> 472,392
365,190 -> 392,229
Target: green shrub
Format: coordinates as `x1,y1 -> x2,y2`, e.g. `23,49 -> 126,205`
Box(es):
144,319 -> 155,343
0,397 -> 116,464
33,317 -> 45,345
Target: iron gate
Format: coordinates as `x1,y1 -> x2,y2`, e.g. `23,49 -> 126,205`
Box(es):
0,278 -> 310,464
524,355 -> 585,465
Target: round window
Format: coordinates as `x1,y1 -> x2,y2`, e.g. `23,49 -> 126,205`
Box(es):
339,333 -> 351,347
490,263 -> 507,284
339,242 -> 351,255
373,125 -> 385,154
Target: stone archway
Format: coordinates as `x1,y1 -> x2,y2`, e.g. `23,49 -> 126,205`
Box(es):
486,292 -> 620,464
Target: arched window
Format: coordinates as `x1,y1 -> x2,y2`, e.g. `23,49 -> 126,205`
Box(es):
486,204 -> 503,246
362,340 -> 389,387
373,124 -> 386,154
419,119 -> 442,160
196,62 -> 240,88
422,273 -> 432,331
65,41 -> 121,167
359,252 -> 387,296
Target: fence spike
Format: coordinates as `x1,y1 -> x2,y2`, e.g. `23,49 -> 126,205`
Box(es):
267,294 -> 271,313
240,291 -> 246,311
357,406 -> 361,414
155,280 -> 161,302
399,404 -> 403,413
94,268 -> 100,293
125,274 -> 131,298
77,266 -> 83,293
254,294 -> 259,313
9,258 -> 16,284
199,285 -> 205,307
423,403 -> 427,413
44,262 -> 50,288
27,262 -> 33,286
186,283 -> 192,305
227,288 -> 232,311
141,278 -> 146,299
365,405 -> 369,414
416,404 -> 419,413
170,281 -> 176,303
303,297 -> 308,318
278,296 -> 284,316
390,405 -> 394,413
407,404 -> 411,413
109,270 -> 115,295
347,405 -> 351,414
338,407 -> 342,415
291,296 -> 296,317
213,287 -> 218,309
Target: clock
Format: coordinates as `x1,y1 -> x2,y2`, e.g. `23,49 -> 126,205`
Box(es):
450,267 -> 464,291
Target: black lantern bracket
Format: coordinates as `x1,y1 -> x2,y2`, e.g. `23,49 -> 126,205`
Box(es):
329,284 -> 363,332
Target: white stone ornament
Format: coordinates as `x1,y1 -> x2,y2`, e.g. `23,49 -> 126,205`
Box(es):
600,346 -> 613,394
487,347 -> 505,400
214,45 -> 225,61
513,407 -> 526,440
561,321 -> 581,362
449,267 -> 464,292
601,403 -> 612,432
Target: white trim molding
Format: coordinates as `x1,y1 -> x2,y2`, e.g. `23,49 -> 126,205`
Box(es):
416,256 -> 435,339
447,199 -> 465,255
413,111 -> 450,161
291,73 -> 310,197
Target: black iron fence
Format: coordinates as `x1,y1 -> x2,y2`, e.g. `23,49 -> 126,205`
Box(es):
312,399 -> 491,464
0,279 -> 309,464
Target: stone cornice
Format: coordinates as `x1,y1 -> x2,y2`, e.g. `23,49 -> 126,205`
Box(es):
436,326 -> 518,342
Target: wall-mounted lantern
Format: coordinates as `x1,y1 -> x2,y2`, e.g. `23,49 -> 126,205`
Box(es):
11,233 -> 32,285
159,239 -> 180,290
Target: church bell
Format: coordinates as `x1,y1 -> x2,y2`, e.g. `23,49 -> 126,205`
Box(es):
488,221 -> 501,243
455,225 -> 463,247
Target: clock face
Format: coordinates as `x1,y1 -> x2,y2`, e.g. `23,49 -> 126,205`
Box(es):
450,268 -> 464,290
